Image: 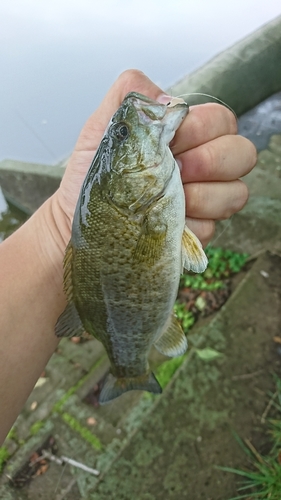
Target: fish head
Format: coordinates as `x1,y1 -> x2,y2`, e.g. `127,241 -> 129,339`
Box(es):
108,92 -> 188,174
97,92 -> 189,212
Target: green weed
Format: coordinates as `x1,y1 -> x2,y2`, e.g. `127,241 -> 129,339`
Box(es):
0,447 -> 9,473
173,301 -> 195,333
219,380 -> 281,499
156,356 -> 185,388
205,246 -> 249,277
30,421 -> 45,436
176,246 -> 248,329
61,412 -> 102,451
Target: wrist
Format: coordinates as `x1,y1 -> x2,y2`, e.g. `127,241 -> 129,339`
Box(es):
22,194 -> 69,300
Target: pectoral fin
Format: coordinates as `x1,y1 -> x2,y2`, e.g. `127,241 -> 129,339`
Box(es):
154,314 -> 187,357
182,224 -> 208,273
133,210 -> 167,265
133,232 -> 166,265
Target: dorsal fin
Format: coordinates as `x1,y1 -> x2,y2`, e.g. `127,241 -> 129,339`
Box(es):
55,242 -> 84,338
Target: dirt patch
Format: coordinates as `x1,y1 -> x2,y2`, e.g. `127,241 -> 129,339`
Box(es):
90,252 -> 281,500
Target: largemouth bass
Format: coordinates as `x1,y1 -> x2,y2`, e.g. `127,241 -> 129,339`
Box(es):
55,92 -> 208,404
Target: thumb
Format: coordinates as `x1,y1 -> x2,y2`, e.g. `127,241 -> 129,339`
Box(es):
75,69 -> 168,152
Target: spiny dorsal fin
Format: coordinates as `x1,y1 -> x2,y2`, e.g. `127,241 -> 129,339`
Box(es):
63,241 -> 74,302
154,314 -> 187,357
182,224 -> 208,274
55,302 -> 84,338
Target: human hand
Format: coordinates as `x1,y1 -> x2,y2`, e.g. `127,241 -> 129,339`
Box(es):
53,69 -> 256,250
170,101 -> 257,246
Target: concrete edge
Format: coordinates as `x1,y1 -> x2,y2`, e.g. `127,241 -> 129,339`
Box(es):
167,15 -> 281,116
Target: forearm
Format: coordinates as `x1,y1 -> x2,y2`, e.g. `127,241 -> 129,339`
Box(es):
0,196 -> 67,444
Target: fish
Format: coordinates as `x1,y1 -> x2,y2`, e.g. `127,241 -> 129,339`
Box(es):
55,92 -> 208,404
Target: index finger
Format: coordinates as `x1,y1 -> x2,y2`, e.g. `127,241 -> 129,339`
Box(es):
170,103 -> 237,156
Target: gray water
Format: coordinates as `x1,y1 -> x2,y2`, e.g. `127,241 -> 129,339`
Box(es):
0,1 -> 280,165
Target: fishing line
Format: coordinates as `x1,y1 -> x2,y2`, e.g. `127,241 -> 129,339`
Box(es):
14,109 -> 57,162
53,462 -> 67,498
173,92 -> 237,120
210,216 -> 234,245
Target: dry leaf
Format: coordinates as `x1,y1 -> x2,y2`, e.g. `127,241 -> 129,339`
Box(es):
273,336 -> 281,344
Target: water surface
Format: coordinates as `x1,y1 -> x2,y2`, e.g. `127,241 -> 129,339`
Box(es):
0,1 -> 280,165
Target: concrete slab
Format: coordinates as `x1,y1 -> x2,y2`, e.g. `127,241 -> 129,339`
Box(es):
214,133 -> 281,255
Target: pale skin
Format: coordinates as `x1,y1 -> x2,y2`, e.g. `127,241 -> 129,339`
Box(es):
0,70 -> 257,444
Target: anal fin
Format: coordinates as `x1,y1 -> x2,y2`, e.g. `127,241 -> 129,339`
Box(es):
182,224 -> 208,273
154,314 -> 187,357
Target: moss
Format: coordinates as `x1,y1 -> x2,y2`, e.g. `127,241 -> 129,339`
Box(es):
0,447 -> 10,473
30,421 -> 45,436
61,412 -> 102,451
52,354 -> 106,414
156,355 -> 185,388
6,427 -> 17,441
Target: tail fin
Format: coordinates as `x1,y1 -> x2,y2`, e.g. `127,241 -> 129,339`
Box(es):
99,372 -> 162,405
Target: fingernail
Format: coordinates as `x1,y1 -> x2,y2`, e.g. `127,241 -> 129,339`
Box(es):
156,94 -> 173,104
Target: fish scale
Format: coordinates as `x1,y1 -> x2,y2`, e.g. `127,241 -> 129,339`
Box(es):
55,92 -> 208,403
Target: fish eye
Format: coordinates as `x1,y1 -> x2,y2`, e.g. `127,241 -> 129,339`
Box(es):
115,123 -> 129,141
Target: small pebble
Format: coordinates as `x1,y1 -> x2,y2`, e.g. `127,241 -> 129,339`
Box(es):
87,417 -> 97,426
71,337 -> 81,344
260,270 -> 269,278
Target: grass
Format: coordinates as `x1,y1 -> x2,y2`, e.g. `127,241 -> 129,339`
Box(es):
174,245 -> 249,334
219,378 -> 281,499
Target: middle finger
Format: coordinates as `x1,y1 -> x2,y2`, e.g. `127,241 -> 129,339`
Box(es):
179,135 -> 257,183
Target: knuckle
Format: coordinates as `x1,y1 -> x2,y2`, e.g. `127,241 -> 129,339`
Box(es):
250,141 -> 258,168
189,110 -> 208,144
214,103 -> 237,134
117,69 -> 145,92
225,107 -> 238,134
184,183 -> 202,217
237,180 -> 249,209
201,220 -> 216,245
226,181 -> 249,218
201,143 -> 217,179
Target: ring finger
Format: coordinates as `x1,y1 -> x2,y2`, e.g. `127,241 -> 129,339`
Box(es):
184,180 -> 249,220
